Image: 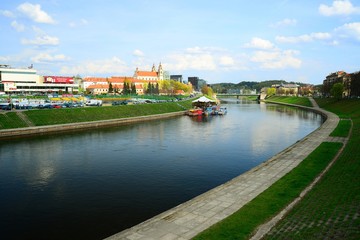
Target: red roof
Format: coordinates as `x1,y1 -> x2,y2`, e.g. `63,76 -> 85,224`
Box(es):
136,71 -> 158,77
87,84 -> 108,89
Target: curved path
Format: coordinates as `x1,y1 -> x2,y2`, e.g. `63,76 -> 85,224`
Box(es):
105,101 -> 341,240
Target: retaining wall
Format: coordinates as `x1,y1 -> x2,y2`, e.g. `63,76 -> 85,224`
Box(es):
0,111 -> 186,139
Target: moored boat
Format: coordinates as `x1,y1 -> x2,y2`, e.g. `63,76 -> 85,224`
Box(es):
186,108 -> 203,116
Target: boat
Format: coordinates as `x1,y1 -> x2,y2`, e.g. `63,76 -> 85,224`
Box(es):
186,108 -> 203,116
217,107 -> 227,115
210,105 -> 227,115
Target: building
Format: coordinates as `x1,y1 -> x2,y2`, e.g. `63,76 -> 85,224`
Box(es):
133,63 -> 164,81
0,64 -> 78,94
273,83 -> 299,95
170,75 -> 183,83
188,77 -> 199,91
83,76 -> 147,95
322,71 -> 354,97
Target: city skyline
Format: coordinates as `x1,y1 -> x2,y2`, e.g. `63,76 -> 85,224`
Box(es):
1,0 -> 359,84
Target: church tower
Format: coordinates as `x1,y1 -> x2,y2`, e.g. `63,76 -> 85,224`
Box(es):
157,62 -> 163,80
151,63 -> 156,72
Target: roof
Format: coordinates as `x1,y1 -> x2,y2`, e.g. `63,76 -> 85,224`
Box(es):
86,84 -> 108,89
136,71 -> 158,77
109,77 -> 135,83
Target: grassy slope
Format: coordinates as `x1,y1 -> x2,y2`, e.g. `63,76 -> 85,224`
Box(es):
0,100 -> 192,129
265,96 -> 312,107
263,98 -> 360,240
194,97 -> 359,240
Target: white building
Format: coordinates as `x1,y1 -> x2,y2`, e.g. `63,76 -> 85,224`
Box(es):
0,64 -> 78,94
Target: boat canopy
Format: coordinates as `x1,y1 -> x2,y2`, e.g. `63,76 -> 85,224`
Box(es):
192,96 -> 216,108
192,96 -> 215,103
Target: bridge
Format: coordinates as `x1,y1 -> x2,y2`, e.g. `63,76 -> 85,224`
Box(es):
216,93 -> 267,100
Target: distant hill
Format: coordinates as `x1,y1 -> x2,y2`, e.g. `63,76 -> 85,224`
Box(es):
210,80 -> 310,93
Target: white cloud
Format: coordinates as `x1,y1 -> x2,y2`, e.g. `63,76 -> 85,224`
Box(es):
1,10 -> 15,18
11,20 -> 25,32
335,22 -> 360,40
17,3 -> 55,24
250,50 -> 301,69
31,53 -> 69,63
69,18 -> 88,28
0,56 -> 10,62
133,49 -> 144,57
271,18 -> 297,28
166,52 -> 217,71
163,47 -> 246,72
244,37 -> 274,49
219,56 -> 235,66
22,35 -> 59,46
319,0 -> 360,16
60,57 -> 131,75
276,32 -> 331,43
21,26 -> 59,46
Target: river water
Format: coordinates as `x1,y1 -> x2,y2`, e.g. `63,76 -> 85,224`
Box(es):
0,99 -> 323,239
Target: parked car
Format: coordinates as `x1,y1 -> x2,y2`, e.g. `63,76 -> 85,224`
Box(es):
112,100 -> 128,105
52,104 -> 62,109
0,103 -> 12,110
86,99 -> 102,106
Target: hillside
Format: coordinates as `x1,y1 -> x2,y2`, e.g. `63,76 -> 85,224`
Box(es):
211,80 -> 311,93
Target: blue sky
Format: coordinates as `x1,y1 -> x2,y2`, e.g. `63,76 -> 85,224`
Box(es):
1,0 -> 359,84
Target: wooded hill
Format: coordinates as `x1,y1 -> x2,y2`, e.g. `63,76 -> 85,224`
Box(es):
210,80 -> 311,93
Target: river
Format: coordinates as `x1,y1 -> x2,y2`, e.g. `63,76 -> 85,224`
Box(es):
0,99 -> 323,239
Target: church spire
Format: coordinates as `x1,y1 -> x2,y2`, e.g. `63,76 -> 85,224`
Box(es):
158,62 -> 163,80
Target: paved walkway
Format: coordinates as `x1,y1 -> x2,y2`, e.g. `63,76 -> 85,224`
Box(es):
106,105 -> 340,240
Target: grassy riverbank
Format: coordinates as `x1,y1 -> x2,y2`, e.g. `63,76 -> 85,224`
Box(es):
0,100 -> 193,129
194,97 -> 359,240
265,96 -> 312,107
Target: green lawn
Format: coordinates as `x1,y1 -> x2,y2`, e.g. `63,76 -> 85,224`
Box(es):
266,96 -> 312,107
0,112 -> 28,129
263,98 -> 360,239
0,100 -> 192,129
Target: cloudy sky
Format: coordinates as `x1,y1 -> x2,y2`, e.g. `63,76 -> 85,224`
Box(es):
1,0 -> 359,84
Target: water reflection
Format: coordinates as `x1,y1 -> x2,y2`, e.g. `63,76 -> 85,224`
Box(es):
0,102 -> 323,239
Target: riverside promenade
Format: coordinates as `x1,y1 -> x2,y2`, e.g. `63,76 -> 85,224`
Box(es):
106,100 -> 341,240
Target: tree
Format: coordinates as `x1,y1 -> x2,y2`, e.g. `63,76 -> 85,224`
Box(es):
350,72 -> 360,97
330,82 -> 344,100
109,82 -> 113,93
155,83 -> 159,94
201,85 -> 214,97
266,87 -> 276,96
131,83 -> 137,95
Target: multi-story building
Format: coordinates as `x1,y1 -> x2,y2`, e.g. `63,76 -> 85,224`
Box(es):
170,75 -> 183,83
323,71 -> 348,97
0,64 -> 78,94
188,77 -> 199,91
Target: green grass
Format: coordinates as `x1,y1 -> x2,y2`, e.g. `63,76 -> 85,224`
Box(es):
0,112 -> 29,129
0,100 -> 192,129
330,119 -> 352,137
194,142 -> 342,240
266,96 -> 312,107
263,98 -> 360,239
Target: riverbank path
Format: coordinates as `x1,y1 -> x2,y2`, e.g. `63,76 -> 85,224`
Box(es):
106,105 -> 340,240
